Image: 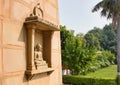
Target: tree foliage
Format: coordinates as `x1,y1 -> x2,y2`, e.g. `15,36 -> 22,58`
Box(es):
101,25 -> 117,54
85,24 -> 117,55
60,25 -> 116,75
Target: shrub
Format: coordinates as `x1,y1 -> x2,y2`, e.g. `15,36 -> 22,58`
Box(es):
63,75 -> 116,85
88,50 -> 115,72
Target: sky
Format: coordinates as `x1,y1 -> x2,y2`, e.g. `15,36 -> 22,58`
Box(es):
58,0 -> 112,34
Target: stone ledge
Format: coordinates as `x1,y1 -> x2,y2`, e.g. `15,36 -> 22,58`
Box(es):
24,16 -> 60,31
25,68 -> 54,80
26,68 -> 54,75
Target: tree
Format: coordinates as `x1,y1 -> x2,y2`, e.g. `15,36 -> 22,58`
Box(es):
101,24 -> 117,55
60,25 -> 115,75
60,25 -> 74,65
84,27 -> 103,50
92,0 -> 120,84
85,24 -> 117,55
60,26 -> 96,75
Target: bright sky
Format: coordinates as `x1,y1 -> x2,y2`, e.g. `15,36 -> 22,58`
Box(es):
58,0 -> 112,34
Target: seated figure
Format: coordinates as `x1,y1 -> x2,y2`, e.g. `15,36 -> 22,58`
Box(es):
34,44 -> 48,69
34,44 -> 43,64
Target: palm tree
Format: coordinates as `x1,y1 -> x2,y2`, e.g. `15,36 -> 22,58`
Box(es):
92,0 -> 120,84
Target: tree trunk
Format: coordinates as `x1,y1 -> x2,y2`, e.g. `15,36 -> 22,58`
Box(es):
117,17 -> 120,85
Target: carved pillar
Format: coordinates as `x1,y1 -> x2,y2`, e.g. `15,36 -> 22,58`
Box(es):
27,25 -> 36,70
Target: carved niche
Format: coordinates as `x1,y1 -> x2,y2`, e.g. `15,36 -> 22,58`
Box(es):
24,3 -> 59,80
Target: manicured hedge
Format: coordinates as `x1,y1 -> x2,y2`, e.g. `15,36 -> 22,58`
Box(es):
63,75 -> 116,85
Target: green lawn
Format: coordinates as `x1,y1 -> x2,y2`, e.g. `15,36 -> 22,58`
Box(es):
85,65 -> 117,79
63,65 -> 117,85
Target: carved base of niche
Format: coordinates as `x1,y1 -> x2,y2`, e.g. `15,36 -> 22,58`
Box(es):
35,60 -> 48,70
25,68 -> 54,80
26,60 -> 53,80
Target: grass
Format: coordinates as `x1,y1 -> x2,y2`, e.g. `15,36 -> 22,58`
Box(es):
63,65 -> 117,85
85,65 -> 117,79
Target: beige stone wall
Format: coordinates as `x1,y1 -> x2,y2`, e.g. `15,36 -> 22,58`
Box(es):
0,0 -> 62,85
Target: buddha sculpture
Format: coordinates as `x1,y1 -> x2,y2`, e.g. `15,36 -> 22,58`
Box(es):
34,44 -> 48,69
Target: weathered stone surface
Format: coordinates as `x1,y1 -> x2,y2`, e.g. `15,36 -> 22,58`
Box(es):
50,69 -> 60,85
52,33 -> 59,50
0,20 -> 2,77
3,48 -> 26,73
45,2 -> 57,20
5,75 -> 27,85
48,0 -> 57,5
22,0 -> 35,4
0,48 -> 2,77
0,78 -> 2,85
51,52 -> 61,67
0,20 -> 2,45
28,73 -> 49,85
3,21 -> 26,46
0,0 -> 3,16
3,0 -> 10,18
12,1 -> 30,21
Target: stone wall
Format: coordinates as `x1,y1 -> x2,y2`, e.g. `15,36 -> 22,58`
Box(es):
0,0 -> 62,85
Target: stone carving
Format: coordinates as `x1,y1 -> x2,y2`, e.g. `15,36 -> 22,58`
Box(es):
30,3 -> 43,18
34,44 -> 48,69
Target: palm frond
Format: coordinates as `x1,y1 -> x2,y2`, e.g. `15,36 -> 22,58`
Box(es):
92,0 -> 120,28
101,9 -> 108,17
92,1 -> 104,12
107,12 -> 112,19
